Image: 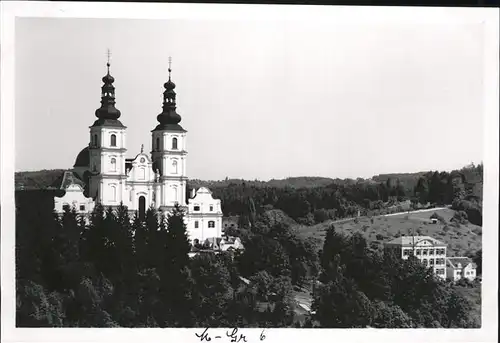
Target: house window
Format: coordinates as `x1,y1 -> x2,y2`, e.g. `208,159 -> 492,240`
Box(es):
436,258 -> 445,265
194,205 -> 200,211
422,259 -> 428,266
430,259 -> 435,265
110,134 -> 117,147
210,205 -> 213,211
194,221 -> 199,229
63,203 -> 70,211
111,158 -> 117,171
403,250 -> 409,256
80,205 -> 85,211
156,137 -> 160,151
423,249 -> 428,256
436,269 -> 445,275
208,221 -> 215,228
172,137 -> 178,150
416,249 -> 421,256
429,249 -> 435,255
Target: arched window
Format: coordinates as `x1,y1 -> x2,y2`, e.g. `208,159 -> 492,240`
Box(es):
172,186 -> 178,202
172,160 -> 178,174
172,137 -> 178,150
208,221 -> 215,228
110,134 -> 117,147
110,185 -> 117,202
156,137 -> 160,151
93,134 -> 98,146
110,158 -> 116,171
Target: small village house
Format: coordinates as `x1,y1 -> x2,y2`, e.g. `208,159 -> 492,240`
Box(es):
446,257 -> 477,282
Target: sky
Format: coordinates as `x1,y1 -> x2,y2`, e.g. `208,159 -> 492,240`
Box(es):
15,16 -> 485,181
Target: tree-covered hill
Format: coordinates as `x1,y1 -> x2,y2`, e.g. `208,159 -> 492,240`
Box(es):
15,169 -> 69,190
15,163 -> 483,227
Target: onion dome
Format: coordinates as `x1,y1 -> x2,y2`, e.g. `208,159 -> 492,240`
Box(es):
73,146 -> 90,168
164,79 -> 176,90
93,58 -> 124,128
154,57 -> 186,132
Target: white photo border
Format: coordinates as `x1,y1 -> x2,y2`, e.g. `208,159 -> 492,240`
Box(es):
1,2 -> 498,343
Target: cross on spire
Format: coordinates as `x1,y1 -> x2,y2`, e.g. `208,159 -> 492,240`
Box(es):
106,49 -> 111,72
141,144 -> 144,153
168,56 -> 172,80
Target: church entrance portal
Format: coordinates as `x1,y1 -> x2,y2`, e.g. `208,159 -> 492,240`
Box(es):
139,196 -> 146,219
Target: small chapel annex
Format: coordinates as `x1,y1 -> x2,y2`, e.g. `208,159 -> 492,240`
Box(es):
54,57 -> 223,244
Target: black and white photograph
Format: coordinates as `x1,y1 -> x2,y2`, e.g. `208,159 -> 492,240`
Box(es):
1,2 -> 498,343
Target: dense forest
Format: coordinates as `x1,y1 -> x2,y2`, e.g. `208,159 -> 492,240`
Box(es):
188,163 -> 483,227
15,163 -> 483,327
16,200 -> 481,327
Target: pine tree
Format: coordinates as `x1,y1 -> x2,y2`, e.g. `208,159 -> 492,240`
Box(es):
143,206 -> 160,268
80,204 -> 107,274
133,210 -> 149,270
320,225 -> 347,283
161,203 -> 194,326
165,203 -> 191,270
53,206 -> 83,291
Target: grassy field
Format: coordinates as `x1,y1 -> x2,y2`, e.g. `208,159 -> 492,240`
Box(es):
296,208 -> 482,257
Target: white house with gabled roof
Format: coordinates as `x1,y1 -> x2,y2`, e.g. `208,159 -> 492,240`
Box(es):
446,257 -> 477,282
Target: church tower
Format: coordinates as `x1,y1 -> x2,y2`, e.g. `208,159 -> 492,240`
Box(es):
88,54 -> 128,206
151,58 -> 188,211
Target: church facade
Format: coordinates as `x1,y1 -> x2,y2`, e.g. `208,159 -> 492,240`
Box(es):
54,58 -> 223,243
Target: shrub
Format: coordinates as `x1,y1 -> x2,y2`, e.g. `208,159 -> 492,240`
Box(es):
451,210 -> 469,226
430,212 -> 446,224
376,234 -> 384,241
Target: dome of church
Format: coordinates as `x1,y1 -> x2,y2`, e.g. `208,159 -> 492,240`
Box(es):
102,73 -> 115,84
73,146 -> 90,167
164,79 -> 176,90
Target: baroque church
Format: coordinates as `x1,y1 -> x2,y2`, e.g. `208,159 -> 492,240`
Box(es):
54,57 -> 224,244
